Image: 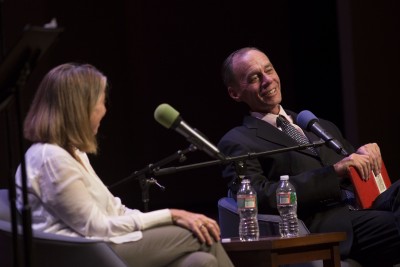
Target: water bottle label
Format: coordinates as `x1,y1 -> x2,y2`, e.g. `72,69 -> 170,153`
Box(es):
237,195 -> 256,208
277,192 -> 296,206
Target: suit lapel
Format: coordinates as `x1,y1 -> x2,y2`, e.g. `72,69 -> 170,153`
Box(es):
243,114 -> 320,157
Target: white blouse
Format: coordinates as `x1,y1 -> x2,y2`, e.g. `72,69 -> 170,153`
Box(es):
15,143 -> 172,243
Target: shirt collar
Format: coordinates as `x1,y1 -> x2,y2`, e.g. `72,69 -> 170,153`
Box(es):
250,105 -> 294,127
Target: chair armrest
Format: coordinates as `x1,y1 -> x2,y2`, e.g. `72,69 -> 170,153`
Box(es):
0,216 -> 128,267
0,189 -> 11,222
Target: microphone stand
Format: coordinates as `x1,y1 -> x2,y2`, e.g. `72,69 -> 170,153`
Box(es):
109,144 -> 197,211
0,26 -> 63,267
153,141 -> 326,177
0,0 -> 4,61
109,141 -> 325,211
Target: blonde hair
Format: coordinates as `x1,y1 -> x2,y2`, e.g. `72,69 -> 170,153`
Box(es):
24,63 -> 107,155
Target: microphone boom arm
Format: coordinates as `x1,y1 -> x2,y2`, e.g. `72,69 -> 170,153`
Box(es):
109,144 -> 197,189
108,144 -> 197,211
154,140 -> 326,176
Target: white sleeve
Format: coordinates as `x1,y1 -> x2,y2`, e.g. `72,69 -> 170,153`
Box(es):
124,208 -> 172,229
39,151 -> 172,238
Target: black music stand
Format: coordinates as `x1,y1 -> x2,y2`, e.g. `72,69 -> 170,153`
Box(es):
0,25 -> 63,267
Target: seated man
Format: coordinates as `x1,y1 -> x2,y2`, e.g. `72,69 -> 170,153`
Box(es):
217,47 -> 400,267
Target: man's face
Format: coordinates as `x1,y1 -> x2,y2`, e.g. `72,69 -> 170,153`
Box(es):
228,50 -> 282,114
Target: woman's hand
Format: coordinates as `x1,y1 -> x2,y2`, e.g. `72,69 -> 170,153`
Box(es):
169,209 -> 221,245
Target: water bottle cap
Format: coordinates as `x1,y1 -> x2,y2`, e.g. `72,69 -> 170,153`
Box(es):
241,178 -> 250,183
280,175 -> 289,181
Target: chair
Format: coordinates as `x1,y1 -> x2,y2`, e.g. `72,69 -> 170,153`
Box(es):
0,188 -> 129,267
218,197 -> 363,267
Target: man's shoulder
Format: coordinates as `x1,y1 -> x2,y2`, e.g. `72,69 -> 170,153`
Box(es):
286,109 -> 338,129
218,116 -> 263,145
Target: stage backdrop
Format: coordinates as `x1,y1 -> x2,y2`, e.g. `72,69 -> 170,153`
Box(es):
0,0 -> 398,218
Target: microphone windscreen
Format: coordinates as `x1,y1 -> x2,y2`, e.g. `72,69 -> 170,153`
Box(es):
154,103 -> 180,129
297,110 -> 318,130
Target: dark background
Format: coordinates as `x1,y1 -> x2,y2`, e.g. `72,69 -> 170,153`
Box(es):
1,0 -> 399,220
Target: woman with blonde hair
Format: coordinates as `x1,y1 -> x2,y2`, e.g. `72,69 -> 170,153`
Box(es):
16,63 -> 233,267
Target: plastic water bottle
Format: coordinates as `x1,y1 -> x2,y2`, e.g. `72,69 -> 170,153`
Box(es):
237,178 -> 259,241
276,175 -> 299,237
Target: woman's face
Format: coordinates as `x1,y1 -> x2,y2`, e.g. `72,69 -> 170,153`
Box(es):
90,79 -> 107,135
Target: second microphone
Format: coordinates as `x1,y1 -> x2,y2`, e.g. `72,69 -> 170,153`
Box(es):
154,103 -> 226,161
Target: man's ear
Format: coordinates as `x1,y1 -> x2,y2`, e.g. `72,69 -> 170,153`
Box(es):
228,87 -> 241,102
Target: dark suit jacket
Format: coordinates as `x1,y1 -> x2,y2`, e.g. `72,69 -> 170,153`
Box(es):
218,110 -> 356,256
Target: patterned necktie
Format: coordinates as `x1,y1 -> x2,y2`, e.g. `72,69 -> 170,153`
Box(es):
276,115 -> 318,156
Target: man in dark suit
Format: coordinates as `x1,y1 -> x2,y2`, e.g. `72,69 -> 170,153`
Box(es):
218,47 -> 400,266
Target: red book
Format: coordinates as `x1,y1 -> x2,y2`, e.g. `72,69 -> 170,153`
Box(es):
349,160 -> 391,209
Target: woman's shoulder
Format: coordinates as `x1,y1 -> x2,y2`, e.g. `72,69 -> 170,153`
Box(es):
28,142 -> 64,152
27,143 -> 71,159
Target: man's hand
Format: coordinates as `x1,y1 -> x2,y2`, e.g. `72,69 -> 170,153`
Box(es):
356,143 -> 382,176
334,143 -> 382,181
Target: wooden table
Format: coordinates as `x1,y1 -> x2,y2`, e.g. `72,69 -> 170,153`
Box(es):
221,232 -> 346,267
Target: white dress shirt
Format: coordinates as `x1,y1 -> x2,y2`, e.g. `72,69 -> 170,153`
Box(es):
15,143 -> 172,243
251,105 -> 307,136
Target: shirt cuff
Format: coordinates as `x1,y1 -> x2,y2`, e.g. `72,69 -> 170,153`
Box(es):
139,209 -> 172,229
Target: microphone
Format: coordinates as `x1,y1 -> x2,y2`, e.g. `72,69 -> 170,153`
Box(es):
296,110 -> 350,156
154,103 -> 226,161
